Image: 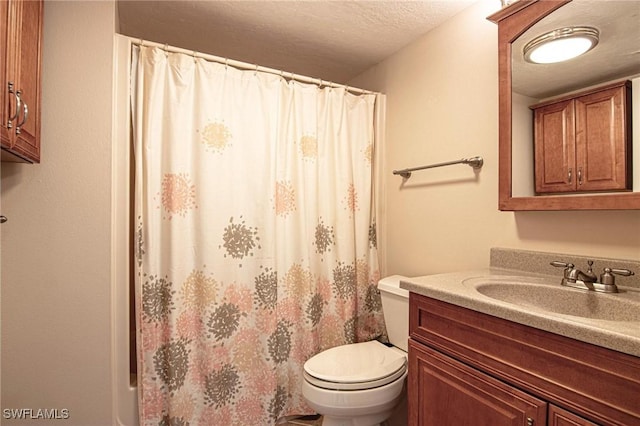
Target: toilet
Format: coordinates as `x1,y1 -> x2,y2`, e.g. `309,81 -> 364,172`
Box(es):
302,275 -> 410,426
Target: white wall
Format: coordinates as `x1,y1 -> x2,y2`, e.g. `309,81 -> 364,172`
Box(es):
351,0 -> 640,277
1,1 -> 115,424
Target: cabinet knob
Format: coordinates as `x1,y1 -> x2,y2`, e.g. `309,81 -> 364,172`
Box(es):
0,216 -> 7,224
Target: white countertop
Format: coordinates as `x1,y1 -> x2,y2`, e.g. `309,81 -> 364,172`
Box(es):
401,267 -> 640,358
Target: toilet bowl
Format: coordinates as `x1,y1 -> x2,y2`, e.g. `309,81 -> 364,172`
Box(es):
302,276 -> 410,426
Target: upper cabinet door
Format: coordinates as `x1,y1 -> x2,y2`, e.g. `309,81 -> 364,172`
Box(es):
534,99 -> 575,194
1,0 -> 43,163
575,83 -> 631,192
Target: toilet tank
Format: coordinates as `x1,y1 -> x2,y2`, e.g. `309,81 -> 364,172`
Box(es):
377,275 -> 410,352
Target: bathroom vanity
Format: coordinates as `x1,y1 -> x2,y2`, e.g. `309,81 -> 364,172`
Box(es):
402,249 -> 640,426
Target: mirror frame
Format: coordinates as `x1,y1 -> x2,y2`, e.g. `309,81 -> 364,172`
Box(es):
488,0 -> 640,211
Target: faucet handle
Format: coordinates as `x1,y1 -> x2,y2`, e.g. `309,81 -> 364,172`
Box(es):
600,267 -> 635,286
550,261 -> 574,269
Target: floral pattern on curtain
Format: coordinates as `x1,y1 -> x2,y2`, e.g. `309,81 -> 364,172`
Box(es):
132,46 -> 386,425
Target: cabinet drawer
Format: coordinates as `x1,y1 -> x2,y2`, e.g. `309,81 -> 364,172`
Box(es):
409,293 -> 640,425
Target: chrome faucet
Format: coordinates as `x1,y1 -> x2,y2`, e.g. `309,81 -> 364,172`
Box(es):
550,260 -> 634,293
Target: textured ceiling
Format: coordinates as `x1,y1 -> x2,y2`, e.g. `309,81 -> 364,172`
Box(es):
117,0 -> 475,84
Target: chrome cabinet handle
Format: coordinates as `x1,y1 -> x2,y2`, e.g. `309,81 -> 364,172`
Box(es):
15,100 -> 28,135
568,168 -> 572,184
7,82 -> 21,129
578,167 -> 583,185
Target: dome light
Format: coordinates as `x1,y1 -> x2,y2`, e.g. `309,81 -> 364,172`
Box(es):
524,26 -> 599,64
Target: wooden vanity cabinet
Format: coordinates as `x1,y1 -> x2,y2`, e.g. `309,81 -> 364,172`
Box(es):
1,0 -> 44,163
408,293 -> 640,426
532,81 -> 631,194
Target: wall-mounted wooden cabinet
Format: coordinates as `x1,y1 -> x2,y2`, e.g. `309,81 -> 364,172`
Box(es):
408,293 -> 640,426
1,0 -> 43,163
532,81 -> 631,194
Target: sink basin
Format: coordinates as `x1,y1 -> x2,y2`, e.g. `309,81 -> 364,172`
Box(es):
472,281 -> 640,322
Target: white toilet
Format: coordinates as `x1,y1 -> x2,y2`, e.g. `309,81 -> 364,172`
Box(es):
302,275 -> 410,426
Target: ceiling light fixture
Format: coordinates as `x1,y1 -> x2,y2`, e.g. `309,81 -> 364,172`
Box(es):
523,26 -> 599,64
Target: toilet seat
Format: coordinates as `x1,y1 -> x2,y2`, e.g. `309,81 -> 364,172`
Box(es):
303,340 -> 407,391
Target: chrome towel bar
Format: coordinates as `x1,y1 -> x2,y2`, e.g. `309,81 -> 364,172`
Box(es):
392,156 -> 483,179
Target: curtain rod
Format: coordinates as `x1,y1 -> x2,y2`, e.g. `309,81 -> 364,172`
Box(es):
131,39 -> 379,96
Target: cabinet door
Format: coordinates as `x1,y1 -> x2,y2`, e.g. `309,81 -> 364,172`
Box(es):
575,84 -> 630,192
1,0 -> 43,163
408,339 -> 547,426
533,99 -> 575,194
548,405 -> 598,426
1,0 -> 13,150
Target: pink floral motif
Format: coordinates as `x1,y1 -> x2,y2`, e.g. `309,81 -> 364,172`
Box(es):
140,321 -> 171,352
169,390 -> 197,421
140,383 -> 166,421
369,268 -> 381,286
158,173 -> 197,219
245,360 -> 276,396
199,405 -> 232,425
255,308 -> 276,335
236,396 -> 266,425
318,314 -> 344,350
176,311 -> 204,341
291,333 -> 318,364
344,183 -> 358,212
316,276 -> 332,300
277,297 -> 303,324
223,284 -> 252,312
275,181 -> 296,216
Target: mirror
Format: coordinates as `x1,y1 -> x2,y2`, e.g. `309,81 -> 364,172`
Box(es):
489,0 -> 640,210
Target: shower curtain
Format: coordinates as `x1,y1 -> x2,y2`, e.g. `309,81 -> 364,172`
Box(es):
131,45 -> 386,425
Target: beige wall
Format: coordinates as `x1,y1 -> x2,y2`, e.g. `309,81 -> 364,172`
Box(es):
1,1 -> 115,424
351,0 -> 640,277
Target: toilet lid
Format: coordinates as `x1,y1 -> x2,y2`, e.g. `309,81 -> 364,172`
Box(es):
303,340 -> 406,385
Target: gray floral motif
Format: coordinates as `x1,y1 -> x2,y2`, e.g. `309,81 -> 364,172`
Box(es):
314,220 -> 334,255
153,339 -> 190,394
142,274 -> 175,322
254,267 -> 278,310
220,216 -> 260,262
268,385 -> 289,421
332,261 -> 357,299
135,216 -> 145,267
204,364 -> 241,408
267,320 -> 292,364
207,303 -> 241,341
306,293 -> 324,326
368,222 -> 377,249
343,316 -> 357,344
159,415 -> 189,426
365,284 -> 382,312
